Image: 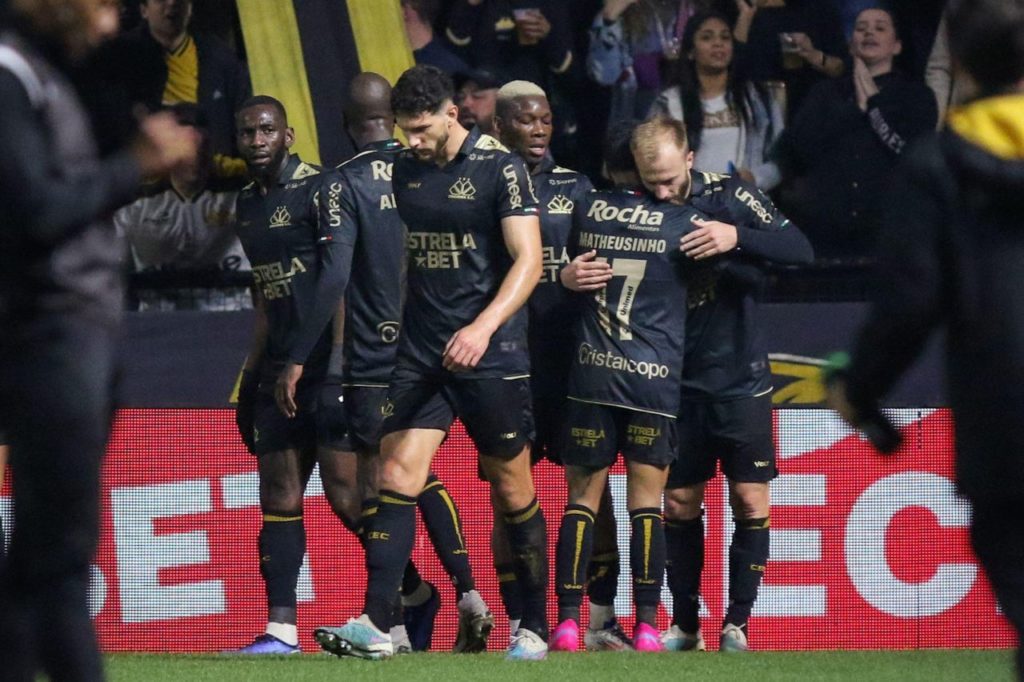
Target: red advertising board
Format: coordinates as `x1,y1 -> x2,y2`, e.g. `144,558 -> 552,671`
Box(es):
2,408 -> 1011,652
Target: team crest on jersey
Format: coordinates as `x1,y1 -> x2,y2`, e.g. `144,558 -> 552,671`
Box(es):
547,194 -> 574,215
448,177 -> 476,200
269,205 -> 291,228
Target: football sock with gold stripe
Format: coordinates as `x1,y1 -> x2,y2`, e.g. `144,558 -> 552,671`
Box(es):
725,517 -> 769,627
418,473 -> 475,596
258,510 -> 305,615
630,508 -> 665,627
504,497 -> 549,639
555,504 -> 595,623
363,489 -> 417,631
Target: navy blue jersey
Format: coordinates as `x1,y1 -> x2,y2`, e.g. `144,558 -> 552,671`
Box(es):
684,171 -> 809,400
567,189 -> 703,417
528,155 -> 593,370
336,139 -> 405,385
235,155 -> 354,378
392,128 -> 539,377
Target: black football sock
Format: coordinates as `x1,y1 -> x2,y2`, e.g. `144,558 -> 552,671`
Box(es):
496,562 -> 523,622
418,473 -> 475,596
363,490 -> 417,631
259,511 -> 305,623
401,559 -> 424,597
587,492 -> 620,610
630,508 -> 666,628
504,498 -> 549,639
357,497 -> 378,550
555,504 -> 595,623
665,514 -> 704,633
725,517 -> 770,628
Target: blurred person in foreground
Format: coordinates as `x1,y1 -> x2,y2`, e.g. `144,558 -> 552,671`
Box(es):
0,0 -> 197,680
826,0 -> 1024,677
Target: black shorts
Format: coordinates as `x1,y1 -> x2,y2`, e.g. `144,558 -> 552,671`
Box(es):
253,379 -> 341,456
382,367 -> 534,459
343,384 -> 388,453
667,393 -> 777,488
561,399 -> 677,470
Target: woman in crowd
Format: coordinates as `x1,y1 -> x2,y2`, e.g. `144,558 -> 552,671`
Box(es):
778,6 -> 936,258
651,9 -> 785,190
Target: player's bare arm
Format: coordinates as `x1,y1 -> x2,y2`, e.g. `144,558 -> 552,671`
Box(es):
442,213 -> 542,372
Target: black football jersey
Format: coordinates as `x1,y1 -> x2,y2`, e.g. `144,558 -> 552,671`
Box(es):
392,128 -> 540,377
566,188 -> 703,417
683,171 -> 793,400
527,155 -> 593,383
336,139 -> 405,385
235,155 -> 354,377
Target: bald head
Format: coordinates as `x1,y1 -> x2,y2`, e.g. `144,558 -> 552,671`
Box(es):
345,72 -> 395,149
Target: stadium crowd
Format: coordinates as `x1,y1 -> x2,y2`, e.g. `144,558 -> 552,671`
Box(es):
2,0 -> 1023,679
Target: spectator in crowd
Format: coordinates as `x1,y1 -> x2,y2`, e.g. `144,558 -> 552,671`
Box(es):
587,0 -> 721,128
651,9 -> 785,189
455,67 -> 506,134
732,0 -> 846,120
777,6 -> 936,258
402,0 -> 470,75
116,0 -> 251,177
446,0 -> 574,84
0,0 -> 198,678
113,104 -> 251,311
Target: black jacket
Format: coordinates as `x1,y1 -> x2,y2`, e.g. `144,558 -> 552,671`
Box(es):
845,94 -> 1024,503
114,25 -> 250,159
780,70 -> 937,258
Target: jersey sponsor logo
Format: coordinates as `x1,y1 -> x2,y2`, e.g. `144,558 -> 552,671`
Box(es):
586,199 -> 664,227
327,182 -> 343,227
408,231 -> 477,269
503,164 -> 524,209
578,231 -> 666,254
540,245 -> 570,283
448,177 -> 477,201
734,187 -> 774,224
269,206 -> 291,228
377,321 -> 400,344
370,160 -> 393,181
626,423 -> 661,446
577,342 -> 670,380
547,194 -> 573,215
570,427 -> 605,447
252,257 -> 307,299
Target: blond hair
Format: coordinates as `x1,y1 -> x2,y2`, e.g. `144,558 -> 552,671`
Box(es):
495,80 -> 548,120
630,115 -> 689,163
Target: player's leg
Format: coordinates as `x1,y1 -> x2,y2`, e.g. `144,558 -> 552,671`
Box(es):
621,411 -> 676,652
662,400 -> 715,651
552,400 -> 616,652
585,484 -> 631,651
490,507 -> 524,638
970,501 -> 1024,678
0,318 -> 116,682
718,394 -> 776,653
459,378 -> 546,660
316,381 -> 361,534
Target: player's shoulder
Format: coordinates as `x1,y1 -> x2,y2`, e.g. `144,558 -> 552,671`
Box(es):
290,161 -> 321,180
473,133 -> 511,154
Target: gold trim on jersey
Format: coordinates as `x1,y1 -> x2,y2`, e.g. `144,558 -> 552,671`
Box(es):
291,162 -> 320,180
474,134 -> 510,152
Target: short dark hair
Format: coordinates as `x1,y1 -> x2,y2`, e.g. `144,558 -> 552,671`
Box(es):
947,0 -> 1024,93
603,120 -> 641,175
237,95 -> 288,123
391,64 -> 454,117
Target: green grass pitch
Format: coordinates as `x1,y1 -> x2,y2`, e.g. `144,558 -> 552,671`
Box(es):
107,649 -> 1014,681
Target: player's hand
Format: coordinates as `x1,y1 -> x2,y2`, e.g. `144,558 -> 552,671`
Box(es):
134,112 -> 200,178
681,219 -> 739,260
852,57 -> 878,112
275,362 -> 304,418
442,321 -> 495,372
560,250 -> 613,291
235,369 -> 259,454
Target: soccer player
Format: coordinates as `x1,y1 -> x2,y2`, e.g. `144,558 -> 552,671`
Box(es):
492,81 -> 630,651
550,117 -> 706,653
564,116 -> 813,652
313,64 -> 547,661
334,72 -> 490,653
230,95 -> 357,654
828,0 -> 1024,676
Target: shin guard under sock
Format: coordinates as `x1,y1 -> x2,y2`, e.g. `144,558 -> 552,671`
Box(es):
630,508 -> 665,627
504,498 -> 549,639
418,473 -> 475,596
363,490 -> 417,630
725,517 -> 769,627
555,504 -> 595,623
259,512 -> 306,614
665,514 -> 704,632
